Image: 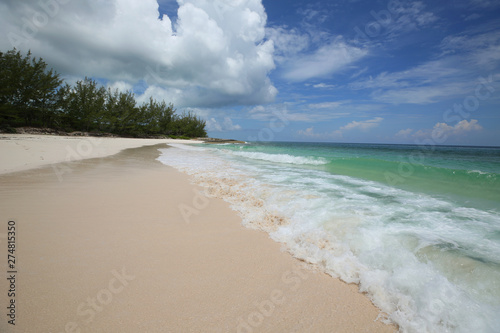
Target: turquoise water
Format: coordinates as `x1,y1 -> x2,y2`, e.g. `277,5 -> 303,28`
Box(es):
158,142 -> 500,332
218,142 -> 500,211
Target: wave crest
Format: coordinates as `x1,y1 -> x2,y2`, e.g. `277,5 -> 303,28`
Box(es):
230,151 -> 328,165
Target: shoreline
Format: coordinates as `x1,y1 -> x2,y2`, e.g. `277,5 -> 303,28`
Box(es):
0,135 -> 395,332
0,134 -> 203,175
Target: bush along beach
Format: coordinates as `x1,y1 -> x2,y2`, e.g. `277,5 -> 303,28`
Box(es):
0,48 -> 207,138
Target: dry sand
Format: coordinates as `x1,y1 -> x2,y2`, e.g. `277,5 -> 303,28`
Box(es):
0,134 -> 202,175
0,135 -> 395,332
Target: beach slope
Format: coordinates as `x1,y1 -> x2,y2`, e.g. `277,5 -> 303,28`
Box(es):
0,136 -> 394,332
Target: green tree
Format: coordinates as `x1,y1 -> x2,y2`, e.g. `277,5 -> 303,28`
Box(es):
171,111 -> 207,137
140,97 -> 175,135
0,48 -> 207,138
65,78 -> 106,131
104,88 -> 138,134
0,49 -> 62,127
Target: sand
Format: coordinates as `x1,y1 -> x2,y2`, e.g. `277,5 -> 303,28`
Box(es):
0,134 -> 203,175
0,135 -> 395,332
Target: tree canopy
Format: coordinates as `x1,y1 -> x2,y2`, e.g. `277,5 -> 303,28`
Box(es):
0,48 -> 207,138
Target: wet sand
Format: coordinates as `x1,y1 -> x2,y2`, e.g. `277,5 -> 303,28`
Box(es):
0,137 -> 394,332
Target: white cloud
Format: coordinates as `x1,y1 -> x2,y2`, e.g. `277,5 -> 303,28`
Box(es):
433,119 -> 483,135
249,104 -> 317,122
464,13 -> 481,21
298,8 -> 329,25
266,26 -> 310,61
349,55 -> 478,104
206,118 -> 223,132
206,117 -> 241,132
350,67 -> 368,79
248,102 -> 352,123
297,117 -> 383,139
373,83 -> 469,104
348,23 -> 500,106
339,117 -> 383,131
282,38 -> 368,81
223,117 -> 242,131
470,0 -> 500,8
267,15 -> 369,82
307,101 -> 344,109
0,0 -> 277,108
350,1 -> 438,46
409,119 -> 483,142
351,60 -> 461,91
395,128 -> 414,139
312,83 -> 336,89
107,81 -> 134,94
298,127 -> 315,136
440,29 -> 500,54
385,1 -> 439,39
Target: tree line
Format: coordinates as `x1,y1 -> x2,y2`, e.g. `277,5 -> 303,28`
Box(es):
0,49 -> 207,138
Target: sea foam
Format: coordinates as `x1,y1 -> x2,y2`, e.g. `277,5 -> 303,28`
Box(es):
157,143 -> 500,333
228,151 -> 329,165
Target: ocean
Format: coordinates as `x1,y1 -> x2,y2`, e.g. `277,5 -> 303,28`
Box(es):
157,141 -> 500,332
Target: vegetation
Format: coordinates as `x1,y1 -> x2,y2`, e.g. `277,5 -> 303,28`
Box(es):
0,49 -> 207,138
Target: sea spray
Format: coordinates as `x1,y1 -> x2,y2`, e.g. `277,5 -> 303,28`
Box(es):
157,142 -> 500,332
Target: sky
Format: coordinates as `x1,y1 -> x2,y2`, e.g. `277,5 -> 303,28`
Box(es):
1,0 -> 499,145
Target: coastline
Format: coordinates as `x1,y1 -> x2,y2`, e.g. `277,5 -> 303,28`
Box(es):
0,135 -> 395,332
0,134 -> 203,175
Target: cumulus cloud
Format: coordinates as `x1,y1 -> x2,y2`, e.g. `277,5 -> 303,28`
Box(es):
0,0 -> 277,108
282,38 -> 368,81
339,117 -> 383,131
432,119 -> 483,135
107,81 -> 134,94
297,126 -> 322,137
404,119 -> 483,142
248,103 -> 350,123
297,117 -> 383,139
395,128 -> 414,139
206,117 -> 241,132
312,83 -> 336,89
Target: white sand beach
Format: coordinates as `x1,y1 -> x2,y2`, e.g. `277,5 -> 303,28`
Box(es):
0,135 -> 394,332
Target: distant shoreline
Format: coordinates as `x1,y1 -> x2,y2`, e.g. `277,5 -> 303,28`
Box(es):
0,126 -> 245,145
0,133 -> 203,175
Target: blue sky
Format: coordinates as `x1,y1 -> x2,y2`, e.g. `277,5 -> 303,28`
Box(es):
250,0 -> 500,145
1,0 -> 499,145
